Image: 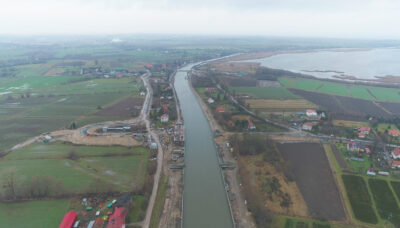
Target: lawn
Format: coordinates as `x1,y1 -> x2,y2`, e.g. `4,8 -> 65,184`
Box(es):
377,123 -> 398,133
341,175 -> 378,224
0,199 -> 70,228
368,179 -> 400,226
349,155 -> 373,174
230,87 -> 299,99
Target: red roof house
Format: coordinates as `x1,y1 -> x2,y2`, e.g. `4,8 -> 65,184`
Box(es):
358,127 -> 371,134
107,207 -> 127,228
248,120 -> 256,130
347,141 -> 359,151
162,104 -> 168,112
392,160 -> 400,168
115,73 -> 122,78
392,147 -> 400,159
365,148 -> 371,154
59,211 -> 77,228
389,130 -> 400,137
216,106 -> 225,112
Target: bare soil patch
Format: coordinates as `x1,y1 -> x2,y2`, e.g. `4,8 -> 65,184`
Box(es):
94,97 -> 144,117
277,142 -> 346,221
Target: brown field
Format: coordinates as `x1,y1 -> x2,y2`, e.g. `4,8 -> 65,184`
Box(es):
291,89 -> 392,120
238,155 -> 308,217
44,67 -> 64,76
94,96 -> 144,117
246,99 -> 317,111
332,120 -> 367,128
212,61 -> 260,74
277,142 -> 346,221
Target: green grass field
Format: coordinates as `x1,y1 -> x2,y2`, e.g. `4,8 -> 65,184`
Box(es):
230,87 -> 299,99
0,82 -> 139,151
341,175 -> 378,224
6,141 -> 147,159
2,143 -> 150,192
0,199 -> 70,228
368,179 -> 400,226
278,77 -> 400,102
391,181 -> 400,201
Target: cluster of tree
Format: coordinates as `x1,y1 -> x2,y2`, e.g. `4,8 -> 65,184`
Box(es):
250,67 -> 302,81
229,134 -> 279,162
191,75 -> 215,88
0,67 -> 17,77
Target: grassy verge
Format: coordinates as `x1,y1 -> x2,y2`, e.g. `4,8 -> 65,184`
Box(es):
150,175 -> 168,228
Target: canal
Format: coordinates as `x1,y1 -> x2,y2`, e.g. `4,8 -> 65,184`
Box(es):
174,63 -> 234,228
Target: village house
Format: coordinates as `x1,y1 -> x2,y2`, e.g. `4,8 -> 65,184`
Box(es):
205,87 -> 216,93
161,114 -> 169,123
347,141 -> 360,151
366,168 -> 376,176
391,160 -> 400,169
392,147 -> 400,159
248,120 -> 256,130
216,106 -> 226,113
162,104 -> 168,113
389,129 -> 400,137
302,122 -> 314,131
358,127 -> 371,135
306,109 -> 318,118
207,97 -> 215,104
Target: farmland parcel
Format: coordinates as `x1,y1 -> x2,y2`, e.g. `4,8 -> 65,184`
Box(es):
277,142 -> 345,221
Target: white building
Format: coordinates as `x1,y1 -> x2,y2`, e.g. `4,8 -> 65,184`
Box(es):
306,109 -> 318,118
302,122 -> 313,131
161,114 -> 169,123
207,97 -> 215,104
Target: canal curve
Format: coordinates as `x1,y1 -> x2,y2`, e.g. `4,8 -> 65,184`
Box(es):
174,63 -> 234,228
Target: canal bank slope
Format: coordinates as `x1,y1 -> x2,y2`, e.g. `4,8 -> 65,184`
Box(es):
174,64 -> 234,228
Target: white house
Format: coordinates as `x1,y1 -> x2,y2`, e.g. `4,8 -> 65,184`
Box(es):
207,97 -> 215,104
392,147 -> 400,159
306,109 -> 318,118
302,122 -> 314,131
140,91 -> 146,96
161,114 -> 169,123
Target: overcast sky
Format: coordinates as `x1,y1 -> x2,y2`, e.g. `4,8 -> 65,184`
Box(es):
1,0 -> 400,39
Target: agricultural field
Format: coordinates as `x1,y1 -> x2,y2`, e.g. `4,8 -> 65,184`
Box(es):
0,79 -> 141,151
341,175 -> 378,224
245,99 -> 317,111
279,77 -> 400,102
332,120 -> 368,129
277,143 -> 345,221
0,199 -> 70,228
368,179 -> 400,227
290,89 -> 393,121
230,87 -> 299,99
1,142 -> 150,193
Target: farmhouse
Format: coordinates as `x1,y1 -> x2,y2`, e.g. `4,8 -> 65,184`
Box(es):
392,147 -> 400,159
302,122 -> 314,131
306,109 -> 318,118
216,106 -> 226,112
358,132 -> 366,138
140,91 -> 146,96
161,114 -> 169,123
248,120 -> 256,130
389,129 -> 400,137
